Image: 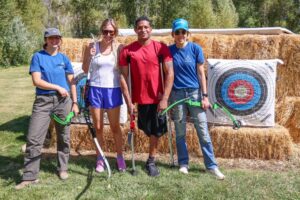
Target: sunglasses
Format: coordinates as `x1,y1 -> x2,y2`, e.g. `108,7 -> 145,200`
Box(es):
175,30 -> 187,35
102,30 -> 115,36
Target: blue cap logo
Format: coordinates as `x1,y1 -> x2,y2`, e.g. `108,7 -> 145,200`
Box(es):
172,18 -> 189,32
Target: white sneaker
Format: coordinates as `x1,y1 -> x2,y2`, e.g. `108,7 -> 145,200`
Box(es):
208,168 -> 225,180
179,166 -> 188,174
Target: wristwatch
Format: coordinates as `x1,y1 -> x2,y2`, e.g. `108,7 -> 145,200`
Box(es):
202,93 -> 208,97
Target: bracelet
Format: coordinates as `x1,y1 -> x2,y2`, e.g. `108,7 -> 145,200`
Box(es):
202,93 -> 208,97
72,102 -> 78,105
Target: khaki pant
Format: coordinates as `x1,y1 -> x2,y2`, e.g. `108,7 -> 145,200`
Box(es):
22,94 -> 72,181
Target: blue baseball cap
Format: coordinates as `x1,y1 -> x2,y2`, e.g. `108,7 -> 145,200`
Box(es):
172,18 -> 189,32
44,28 -> 62,37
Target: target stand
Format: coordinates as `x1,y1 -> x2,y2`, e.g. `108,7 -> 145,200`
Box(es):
207,59 -> 282,127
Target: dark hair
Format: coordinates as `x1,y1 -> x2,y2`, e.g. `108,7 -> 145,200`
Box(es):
134,16 -> 152,28
100,18 -> 119,36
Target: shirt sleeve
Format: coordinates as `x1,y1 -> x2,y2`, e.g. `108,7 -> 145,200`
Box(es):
119,47 -> 129,67
160,43 -> 173,62
29,53 -> 41,74
63,54 -> 74,74
194,43 -> 205,64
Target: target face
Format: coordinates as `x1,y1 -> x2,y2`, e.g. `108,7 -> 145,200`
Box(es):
207,59 -> 280,127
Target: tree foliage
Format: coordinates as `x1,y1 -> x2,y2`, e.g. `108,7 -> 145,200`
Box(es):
233,0 -> 300,32
1,0 -> 300,67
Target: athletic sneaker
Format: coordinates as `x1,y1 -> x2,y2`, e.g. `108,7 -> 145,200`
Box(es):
208,168 -> 225,180
96,156 -> 105,173
58,170 -> 69,180
116,155 -> 126,172
179,166 -> 188,174
145,158 -> 160,177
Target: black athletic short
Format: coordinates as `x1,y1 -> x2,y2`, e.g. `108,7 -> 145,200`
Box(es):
137,104 -> 167,137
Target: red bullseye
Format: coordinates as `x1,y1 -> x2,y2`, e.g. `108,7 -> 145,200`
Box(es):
228,80 -> 254,104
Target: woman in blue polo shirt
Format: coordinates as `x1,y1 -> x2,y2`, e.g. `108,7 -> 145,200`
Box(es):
15,28 -> 79,190
169,19 -> 225,179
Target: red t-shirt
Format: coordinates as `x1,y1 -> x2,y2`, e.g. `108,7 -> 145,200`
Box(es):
119,40 -> 172,104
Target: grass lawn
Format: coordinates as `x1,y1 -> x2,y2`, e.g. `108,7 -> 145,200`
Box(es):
1,66 -> 300,200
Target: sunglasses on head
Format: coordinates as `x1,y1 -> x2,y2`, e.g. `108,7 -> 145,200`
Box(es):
102,30 -> 115,35
175,29 -> 187,35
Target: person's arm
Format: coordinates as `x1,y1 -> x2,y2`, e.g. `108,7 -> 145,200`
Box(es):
82,43 -> 94,74
31,72 -> 69,97
67,73 -> 79,115
158,60 -> 174,111
197,62 -> 210,110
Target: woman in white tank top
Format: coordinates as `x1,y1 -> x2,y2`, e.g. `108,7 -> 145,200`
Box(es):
82,19 -> 129,173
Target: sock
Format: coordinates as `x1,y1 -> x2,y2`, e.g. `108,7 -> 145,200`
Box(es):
147,156 -> 155,163
117,154 -> 123,159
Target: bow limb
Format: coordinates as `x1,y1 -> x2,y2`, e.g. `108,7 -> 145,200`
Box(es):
159,97 -> 190,116
211,102 -> 241,129
51,112 -> 75,126
185,100 -> 241,129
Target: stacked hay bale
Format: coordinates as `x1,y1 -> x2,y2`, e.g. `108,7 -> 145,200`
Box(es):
60,38 -> 90,62
54,33 -> 300,160
210,125 -> 292,160
276,97 -> 300,143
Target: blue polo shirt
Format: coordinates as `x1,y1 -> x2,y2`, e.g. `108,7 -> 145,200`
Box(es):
29,50 -> 74,95
169,42 -> 205,89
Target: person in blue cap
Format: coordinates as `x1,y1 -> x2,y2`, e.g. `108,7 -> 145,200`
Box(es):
15,28 -> 79,190
169,19 -> 225,179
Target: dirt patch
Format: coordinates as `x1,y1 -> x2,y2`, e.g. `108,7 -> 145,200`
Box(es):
40,143 -> 300,172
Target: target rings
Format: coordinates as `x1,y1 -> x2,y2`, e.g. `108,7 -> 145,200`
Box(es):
215,68 -> 267,116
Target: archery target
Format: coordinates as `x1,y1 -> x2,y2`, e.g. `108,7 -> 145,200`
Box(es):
207,59 -> 281,127
71,62 -> 128,124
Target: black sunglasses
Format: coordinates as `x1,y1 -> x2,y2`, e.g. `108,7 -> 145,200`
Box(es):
175,30 -> 187,35
102,30 -> 115,35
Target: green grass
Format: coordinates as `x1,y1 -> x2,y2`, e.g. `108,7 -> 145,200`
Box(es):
1,66 -> 300,200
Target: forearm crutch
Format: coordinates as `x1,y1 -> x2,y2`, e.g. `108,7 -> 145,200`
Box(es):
127,56 -> 137,175
159,56 -> 175,167
83,33 -> 111,178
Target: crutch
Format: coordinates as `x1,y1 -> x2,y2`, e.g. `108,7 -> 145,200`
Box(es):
83,33 -> 111,178
159,56 -> 175,167
126,56 -> 138,176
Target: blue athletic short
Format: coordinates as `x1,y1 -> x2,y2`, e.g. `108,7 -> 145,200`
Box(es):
88,86 -> 123,109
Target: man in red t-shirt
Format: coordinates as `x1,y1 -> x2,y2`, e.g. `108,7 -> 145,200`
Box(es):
119,16 -> 174,176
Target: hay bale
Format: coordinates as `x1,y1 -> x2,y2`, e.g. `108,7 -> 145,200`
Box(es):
49,122 -> 200,156
210,124 -> 293,160
49,122 -> 127,152
276,97 -> 300,143
278,35 -> 300,97
61,34 -> 300,99
49,121 -> 292,160
60,38 -> 90,62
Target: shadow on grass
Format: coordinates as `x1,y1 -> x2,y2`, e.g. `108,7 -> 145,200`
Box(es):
75,167 -> 94,200
0,151 -> 181,194
0,154 -> 24,185
0,115 -> 30,136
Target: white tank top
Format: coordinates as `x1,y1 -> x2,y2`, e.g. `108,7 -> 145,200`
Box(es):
89,42 -> 120,88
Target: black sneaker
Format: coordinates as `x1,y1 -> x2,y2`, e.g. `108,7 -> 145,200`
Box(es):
145,159 -> 160,177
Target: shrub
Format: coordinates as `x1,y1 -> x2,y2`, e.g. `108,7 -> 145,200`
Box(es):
0,17 -> 39,67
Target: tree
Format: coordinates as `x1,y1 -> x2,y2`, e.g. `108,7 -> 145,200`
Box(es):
1,17 -> 38,66
15,0 -> 46,35
215,0 -> 238,28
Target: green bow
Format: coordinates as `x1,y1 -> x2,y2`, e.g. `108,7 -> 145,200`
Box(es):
160,98 -> 241,129
51,112 -> 75,126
